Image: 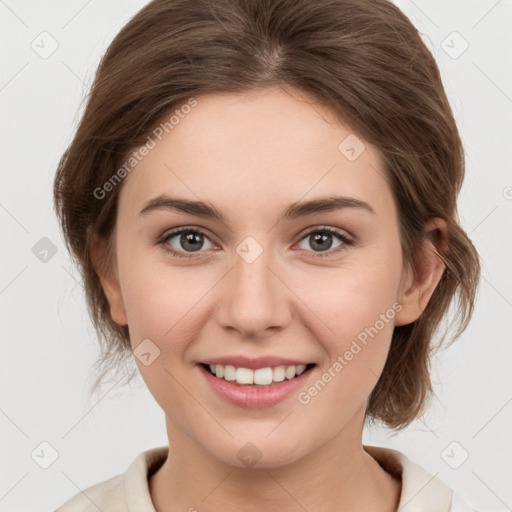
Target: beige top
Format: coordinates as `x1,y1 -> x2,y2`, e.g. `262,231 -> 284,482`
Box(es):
53,444 -> 479,512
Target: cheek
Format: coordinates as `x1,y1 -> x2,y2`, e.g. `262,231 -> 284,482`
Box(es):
294,255 -> 402,349
119,257 -> 214,352
296,267 -> 401,427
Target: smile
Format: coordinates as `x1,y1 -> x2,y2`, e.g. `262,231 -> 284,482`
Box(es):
198,360 -> 317,408
202,363 -> 314,386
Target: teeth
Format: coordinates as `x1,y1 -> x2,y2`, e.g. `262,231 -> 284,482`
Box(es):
285,365 -> 296,379
254,367 -> 273,385
273,365 -> 286,382
296,364 -> 306,375
236,367 -> 254,384
206,363 -> 310,385
223,365 -> 236,381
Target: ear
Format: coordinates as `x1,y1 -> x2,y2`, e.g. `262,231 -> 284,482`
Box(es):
394,218 -> 447,326
89,230 -> 128,326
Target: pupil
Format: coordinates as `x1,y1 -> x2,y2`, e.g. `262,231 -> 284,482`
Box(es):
311,232 -> 332,251
182,232 -> 202,252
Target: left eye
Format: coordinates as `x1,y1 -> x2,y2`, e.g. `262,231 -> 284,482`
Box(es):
297,227 -> 351,255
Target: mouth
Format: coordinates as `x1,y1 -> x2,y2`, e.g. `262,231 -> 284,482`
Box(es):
199,362 -> 317,387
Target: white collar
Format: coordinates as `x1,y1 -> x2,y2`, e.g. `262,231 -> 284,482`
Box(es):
123,444 -> 459,512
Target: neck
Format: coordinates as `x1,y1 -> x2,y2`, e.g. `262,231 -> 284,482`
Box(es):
149,406 -> 401,512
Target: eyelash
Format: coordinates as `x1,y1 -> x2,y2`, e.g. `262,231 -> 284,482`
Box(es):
157,225 -> 354,260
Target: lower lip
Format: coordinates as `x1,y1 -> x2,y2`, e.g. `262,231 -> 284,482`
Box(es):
198,364 -> 314,408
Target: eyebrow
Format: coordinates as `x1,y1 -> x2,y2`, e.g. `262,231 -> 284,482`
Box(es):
139,194 -> 375,224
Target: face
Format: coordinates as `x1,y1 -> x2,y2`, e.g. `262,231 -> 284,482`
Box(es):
96,86 -> 438,468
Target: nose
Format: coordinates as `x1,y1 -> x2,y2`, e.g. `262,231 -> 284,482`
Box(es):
215,243 -> 292,339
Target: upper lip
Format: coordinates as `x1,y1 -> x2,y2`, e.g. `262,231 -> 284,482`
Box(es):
200,356 -> 313,370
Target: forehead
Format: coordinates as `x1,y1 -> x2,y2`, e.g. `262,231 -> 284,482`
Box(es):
118,87 -> 394,223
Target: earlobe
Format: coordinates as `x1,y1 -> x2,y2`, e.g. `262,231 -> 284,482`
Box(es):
394,218 -> 447,327
89,230 -> 128,326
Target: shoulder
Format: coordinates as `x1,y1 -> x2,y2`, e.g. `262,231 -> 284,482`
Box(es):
363,444 -> 481,512
52,473 -> 126,512
449,489 -> 480,512
52,446 -> 169,512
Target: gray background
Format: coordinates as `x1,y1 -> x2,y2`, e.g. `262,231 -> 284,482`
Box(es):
1,1 -> 511,511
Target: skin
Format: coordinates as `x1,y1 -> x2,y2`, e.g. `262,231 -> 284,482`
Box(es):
91,86 -> 446,512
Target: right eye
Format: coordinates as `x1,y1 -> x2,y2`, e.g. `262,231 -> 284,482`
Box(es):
158,227 -> 216,259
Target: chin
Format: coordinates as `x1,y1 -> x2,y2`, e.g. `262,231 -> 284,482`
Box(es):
207,435 -> 309,470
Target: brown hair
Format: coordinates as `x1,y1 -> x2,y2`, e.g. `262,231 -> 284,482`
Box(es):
53,0 -> 480,430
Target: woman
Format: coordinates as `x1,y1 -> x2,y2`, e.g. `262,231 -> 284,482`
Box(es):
52,0 -> 481,510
